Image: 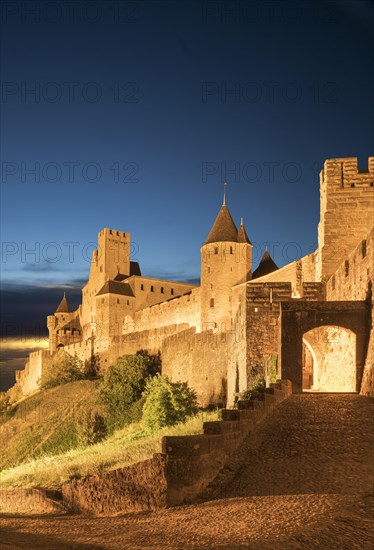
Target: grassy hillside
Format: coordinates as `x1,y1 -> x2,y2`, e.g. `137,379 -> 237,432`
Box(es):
0,380 -> 219,490
0,380 -> 101,471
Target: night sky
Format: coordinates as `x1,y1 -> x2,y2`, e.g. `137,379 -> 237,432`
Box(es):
1,0 -> 373,390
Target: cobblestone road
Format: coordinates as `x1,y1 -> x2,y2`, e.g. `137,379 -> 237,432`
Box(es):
1,394 -> 373,549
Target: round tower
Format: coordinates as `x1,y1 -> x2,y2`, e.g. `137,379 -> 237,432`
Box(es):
200,193 -> 252,332
48,292 -> 72,352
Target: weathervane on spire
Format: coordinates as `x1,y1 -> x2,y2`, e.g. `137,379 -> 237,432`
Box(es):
223,181 -> 228,205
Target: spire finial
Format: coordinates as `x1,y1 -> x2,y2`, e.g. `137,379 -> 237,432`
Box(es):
265,243 -> 269,252
240,217 -> 243,226
223,181 -> 228,205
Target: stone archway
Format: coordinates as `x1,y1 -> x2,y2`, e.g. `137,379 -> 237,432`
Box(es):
302,326 -> 356,392
280,301 -> 369,392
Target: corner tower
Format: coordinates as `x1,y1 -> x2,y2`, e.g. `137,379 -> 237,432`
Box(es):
200,195 -> 252,332
316,157 -> 374,281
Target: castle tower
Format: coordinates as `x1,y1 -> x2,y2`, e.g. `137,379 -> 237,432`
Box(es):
200,194 -> 252,332
96,228 -> 131,281
316,157 -> 374,281
47,292 -> 73,352
55,292 -> 71,316
80,228 -> 132,337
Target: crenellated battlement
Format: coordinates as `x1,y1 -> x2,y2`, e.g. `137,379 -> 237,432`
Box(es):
321,156 -> 374,189
99,228 -> 129,239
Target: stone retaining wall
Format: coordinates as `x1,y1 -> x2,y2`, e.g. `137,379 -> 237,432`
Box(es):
61,379 -> 292,515
0,488 -> 64,515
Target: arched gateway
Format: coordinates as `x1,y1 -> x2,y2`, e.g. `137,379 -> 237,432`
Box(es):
280,301 -> 369,392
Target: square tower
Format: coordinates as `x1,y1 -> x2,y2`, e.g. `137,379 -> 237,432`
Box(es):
316,157 -> 374,281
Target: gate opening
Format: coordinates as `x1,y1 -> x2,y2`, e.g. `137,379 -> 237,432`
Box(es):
302,326 -> 356,392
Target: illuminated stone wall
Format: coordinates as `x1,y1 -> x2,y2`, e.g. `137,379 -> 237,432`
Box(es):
316,157 -> 374,282
326,227 -> 374,395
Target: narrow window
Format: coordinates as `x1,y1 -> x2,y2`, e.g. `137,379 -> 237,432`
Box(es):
362,240 -> 367,258
127,300 -> 130,305
117,298 -> 120,304
345,260 -> 349,277
151,285 -> 154,292
214,247 -> 218,255
171,288 -> 174,295
210,298 -> 214,308
161,287 -> 164,293
140,284 -> 144,290
230,246 -> 233,254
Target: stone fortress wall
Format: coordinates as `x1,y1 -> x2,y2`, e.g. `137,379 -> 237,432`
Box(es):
9,156 -> 374,402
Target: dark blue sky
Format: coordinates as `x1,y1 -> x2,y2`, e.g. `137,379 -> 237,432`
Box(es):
0,0 -> 373,388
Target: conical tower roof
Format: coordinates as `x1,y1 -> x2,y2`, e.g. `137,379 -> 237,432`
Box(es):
237,219 -> 252,244
204,204 -> 238,245
252,249 -> 278,279
55,292 -> 71,313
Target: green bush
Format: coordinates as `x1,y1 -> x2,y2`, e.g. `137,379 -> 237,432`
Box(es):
99,351 -> 159,430
268,355 -> 277,384
76,408 -> 107,447
83,354 -> 101,379
142,374 -> 198,431
239,375 -> 266,401
40,352 -> 84,389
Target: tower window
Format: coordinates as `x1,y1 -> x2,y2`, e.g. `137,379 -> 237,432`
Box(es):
230,246 -> 233,254
362,240 -> 367,258
210,298 -> 214,308
345,260 -> 349,277
150,285 -> 154,292
140,283 -> 144,290
171,288 -> 174,295
117,298 -> 120,304
214,247 -> 218,255
127,300 -> 130,305
161,287 -> 164,293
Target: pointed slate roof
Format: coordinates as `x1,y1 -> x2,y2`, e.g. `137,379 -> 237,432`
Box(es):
204,204 -> 239,245
55,292 -> 71,313
252,249 -> 279,280
237,220 -> 252,244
